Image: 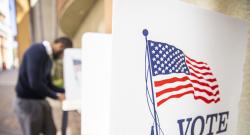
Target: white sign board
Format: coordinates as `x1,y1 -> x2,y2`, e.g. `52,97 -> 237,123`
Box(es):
111,1 -> 247,135
81,33 -> 112,135
63,48 -> 82,111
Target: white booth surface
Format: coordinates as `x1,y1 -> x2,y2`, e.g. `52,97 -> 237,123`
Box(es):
81,33 -> 112,135
63,48 -> 82,111
111,0 -> 247,135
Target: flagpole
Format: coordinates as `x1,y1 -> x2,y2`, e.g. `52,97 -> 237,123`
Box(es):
143,29 -> 159,135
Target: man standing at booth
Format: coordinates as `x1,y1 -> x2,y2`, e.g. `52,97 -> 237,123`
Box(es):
15,37 -> 73,135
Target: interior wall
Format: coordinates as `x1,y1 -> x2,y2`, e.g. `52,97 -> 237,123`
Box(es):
104,0 -> 112,33
31,0 -> 57,43
72,0 -> 105,48
182,0 -> 250,134
16,0 -> 31,63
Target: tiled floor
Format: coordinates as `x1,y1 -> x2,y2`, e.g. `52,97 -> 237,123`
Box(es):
0,70 -> 81,135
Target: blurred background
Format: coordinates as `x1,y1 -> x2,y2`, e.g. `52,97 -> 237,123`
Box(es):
0,0 -> 249,135
0,0 -> 112,134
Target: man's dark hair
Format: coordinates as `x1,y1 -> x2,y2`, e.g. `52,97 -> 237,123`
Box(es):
54,37 -> 73,48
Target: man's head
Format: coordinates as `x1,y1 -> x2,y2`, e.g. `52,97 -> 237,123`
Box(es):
52,37 -> 73,60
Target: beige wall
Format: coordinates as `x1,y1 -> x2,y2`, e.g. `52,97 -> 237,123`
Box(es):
105,0 -> 112,33
73,0 -> 105,48
16,0 -> 32,63
17,13 -> 31,63
183,0 -> 250,134
31,0 -> 57,43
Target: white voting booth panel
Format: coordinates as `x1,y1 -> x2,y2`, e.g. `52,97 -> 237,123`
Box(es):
63,49 -> 82,111
111,1 -> 247,135
81,33 -> 112,135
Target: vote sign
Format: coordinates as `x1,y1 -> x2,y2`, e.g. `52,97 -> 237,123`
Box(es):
111,1 -> 247,135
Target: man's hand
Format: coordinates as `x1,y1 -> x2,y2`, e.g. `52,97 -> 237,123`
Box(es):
57,93 -> 65,101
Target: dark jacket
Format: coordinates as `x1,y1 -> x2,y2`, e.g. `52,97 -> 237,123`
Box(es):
16,43 -> 64,99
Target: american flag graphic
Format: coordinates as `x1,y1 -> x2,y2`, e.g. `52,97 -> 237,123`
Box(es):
73,59 -> 81,72
148,40 -> 220,107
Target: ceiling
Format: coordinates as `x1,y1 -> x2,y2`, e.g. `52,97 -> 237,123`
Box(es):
59,0 -> 96,38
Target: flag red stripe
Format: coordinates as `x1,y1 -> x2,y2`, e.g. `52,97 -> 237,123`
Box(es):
194,87 -> 220,96
154,76 -> 218,90
157,90 -> 220,107
188,66 -> 213,76
186,60 -> 210,70
156,83 -> 219,97
157,91 -> 194,107
156,84 -> 192,97
190,73 -> 217,83
211,85 -> 219,90
154,76 -> 189,87
186,56 -> 207,65
207,78 -> 217,82
194,96 -> 220,104
190,79 -> 218,90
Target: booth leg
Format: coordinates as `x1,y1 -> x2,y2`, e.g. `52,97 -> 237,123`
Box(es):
62,111 -> 68,135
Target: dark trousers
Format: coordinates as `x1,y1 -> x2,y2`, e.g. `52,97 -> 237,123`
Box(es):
14,98 -> 56,135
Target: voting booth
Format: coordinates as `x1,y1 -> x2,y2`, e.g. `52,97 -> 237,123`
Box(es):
110,1 -> 247,135
81,33 -> 112,135
80,1 -> 247,135
63,49 -> 82,111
